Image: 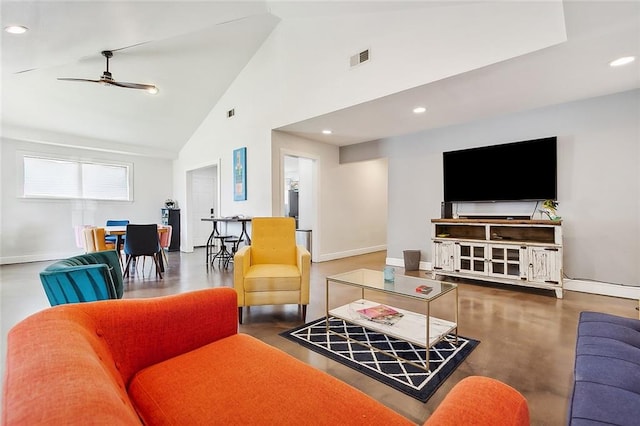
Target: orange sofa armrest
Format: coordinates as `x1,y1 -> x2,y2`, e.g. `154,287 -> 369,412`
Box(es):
76,287 -> 239,385
424,376 -> 530,426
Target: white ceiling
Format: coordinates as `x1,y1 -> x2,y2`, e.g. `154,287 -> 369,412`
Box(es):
2,1 -> 639,155
276,1 -> 640,146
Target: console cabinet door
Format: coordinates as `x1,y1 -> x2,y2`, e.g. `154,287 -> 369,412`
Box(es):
432,241 -> 455,272
488,245 -> 527,280
455,242 -> 488,275
527,247 -> 561,285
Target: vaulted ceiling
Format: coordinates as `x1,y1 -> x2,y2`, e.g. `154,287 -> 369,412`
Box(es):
2,1 -> 639,156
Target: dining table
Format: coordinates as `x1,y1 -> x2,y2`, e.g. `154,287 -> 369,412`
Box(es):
105,225 -> 169,272
200,217 -> 252,266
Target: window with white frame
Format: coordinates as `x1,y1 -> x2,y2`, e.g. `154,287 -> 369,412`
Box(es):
22,156 -> 132,201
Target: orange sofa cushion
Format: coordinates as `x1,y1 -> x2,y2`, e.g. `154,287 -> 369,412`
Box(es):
129,333 -> 414,426
424,376 -> 530,426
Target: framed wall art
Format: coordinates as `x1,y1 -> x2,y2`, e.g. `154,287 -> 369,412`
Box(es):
233,147 -> 247,201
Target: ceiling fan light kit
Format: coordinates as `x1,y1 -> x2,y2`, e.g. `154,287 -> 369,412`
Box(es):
58,50 -> 158,94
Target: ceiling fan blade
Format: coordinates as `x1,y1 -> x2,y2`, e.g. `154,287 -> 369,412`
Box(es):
57,78 -> 102,83
111,41 -> 152,52
109,81 -> 158,91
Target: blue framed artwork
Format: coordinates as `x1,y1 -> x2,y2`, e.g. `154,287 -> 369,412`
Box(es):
233,147 -> 247,201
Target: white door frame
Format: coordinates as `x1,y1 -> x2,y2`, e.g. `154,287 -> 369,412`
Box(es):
280,148 -> 320,262
185,159 -> 222,252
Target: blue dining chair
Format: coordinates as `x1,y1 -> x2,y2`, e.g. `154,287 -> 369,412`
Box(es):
105,219 -> 129,248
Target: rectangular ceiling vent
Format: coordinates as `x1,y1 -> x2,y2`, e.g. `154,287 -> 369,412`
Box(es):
350,49 -> 370,68
227,108 -> 235,118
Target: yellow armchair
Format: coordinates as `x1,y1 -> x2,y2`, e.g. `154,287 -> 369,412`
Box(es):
234,217 -> 311,324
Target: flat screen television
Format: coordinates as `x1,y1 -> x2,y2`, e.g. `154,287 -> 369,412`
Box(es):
443,137 -> 557,202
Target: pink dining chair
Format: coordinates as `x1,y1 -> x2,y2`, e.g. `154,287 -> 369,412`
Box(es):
158,225 -> 172,266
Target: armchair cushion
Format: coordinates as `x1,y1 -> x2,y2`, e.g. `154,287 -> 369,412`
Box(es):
244,264 -> 302,291
250,217 -> 297,265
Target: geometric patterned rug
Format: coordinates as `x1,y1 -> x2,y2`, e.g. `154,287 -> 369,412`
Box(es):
280,316 -> 479,402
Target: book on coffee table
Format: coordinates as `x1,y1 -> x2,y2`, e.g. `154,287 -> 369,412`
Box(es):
357,304 -> 404,326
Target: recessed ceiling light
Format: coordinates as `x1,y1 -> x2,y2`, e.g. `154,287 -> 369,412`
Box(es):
609,56 -> 635,67
4,25 -> 29,34
322,129 -> 332,135
413,107 -> 426,114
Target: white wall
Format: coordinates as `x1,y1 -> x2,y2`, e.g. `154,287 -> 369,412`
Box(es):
174,1 -> 563,256
272,131 -> 388,261
342,89 -> 640,287
0,138 -> 173,263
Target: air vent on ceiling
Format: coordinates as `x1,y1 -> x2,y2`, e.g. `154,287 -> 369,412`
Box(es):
227,108 -> 235,118
350,49 -> 370,68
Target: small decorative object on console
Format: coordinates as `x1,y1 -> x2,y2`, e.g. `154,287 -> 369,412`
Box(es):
165,199 -> 176,209
540,199 -> 560,220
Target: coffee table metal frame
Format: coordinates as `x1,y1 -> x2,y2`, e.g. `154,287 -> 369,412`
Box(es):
325,269 -> 458,372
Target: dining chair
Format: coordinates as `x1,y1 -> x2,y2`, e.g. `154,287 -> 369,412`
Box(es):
123,224 -> 163,279
74,225 -> 93,251
158,225 -> 172,266
82,227 -> 116,253
82,227 -> 98,252
105,219 -> 129,250
93,228 -> 116,252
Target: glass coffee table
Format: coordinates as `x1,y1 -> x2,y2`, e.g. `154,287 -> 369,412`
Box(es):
326,269 -> 458,372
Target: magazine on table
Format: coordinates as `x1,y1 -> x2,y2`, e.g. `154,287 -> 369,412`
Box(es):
356,304 -> 404,326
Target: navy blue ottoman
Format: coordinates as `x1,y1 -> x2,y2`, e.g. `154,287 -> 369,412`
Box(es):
568,311 -> 640,425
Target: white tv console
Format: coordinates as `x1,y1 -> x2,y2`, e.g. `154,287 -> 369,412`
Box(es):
431,218 -> 563,298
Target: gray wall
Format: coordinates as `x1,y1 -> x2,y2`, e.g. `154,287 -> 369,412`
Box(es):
341,89 -> 640,286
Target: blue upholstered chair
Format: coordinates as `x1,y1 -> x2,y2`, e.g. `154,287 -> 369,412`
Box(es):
39,250 -> 124,306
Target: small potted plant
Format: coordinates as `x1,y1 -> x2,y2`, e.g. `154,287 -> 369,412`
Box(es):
540,199 -> 560,220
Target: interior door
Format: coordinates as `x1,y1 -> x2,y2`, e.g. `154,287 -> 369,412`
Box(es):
191,170 -> 216,247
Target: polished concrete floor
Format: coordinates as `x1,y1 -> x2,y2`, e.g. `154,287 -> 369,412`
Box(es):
1,249 -> 637,425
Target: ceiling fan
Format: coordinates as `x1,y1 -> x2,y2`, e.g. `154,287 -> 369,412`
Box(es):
57,50 -> 158,94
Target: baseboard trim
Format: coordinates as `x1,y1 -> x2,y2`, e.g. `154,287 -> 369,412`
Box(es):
385,257 -> 639,300
316,245 -> 387,263
564,279 -> 640,300
0,251 -> 81,265
386,257 -> 432,272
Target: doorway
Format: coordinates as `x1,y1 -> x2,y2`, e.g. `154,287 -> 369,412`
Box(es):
283,154 -> 317,259
188,165 -> 219,248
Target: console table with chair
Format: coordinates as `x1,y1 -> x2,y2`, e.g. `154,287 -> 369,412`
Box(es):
201,217 -> 251,267
233,217 -> 310,324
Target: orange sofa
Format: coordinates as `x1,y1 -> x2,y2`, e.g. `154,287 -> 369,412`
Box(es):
3,288 -> 529,425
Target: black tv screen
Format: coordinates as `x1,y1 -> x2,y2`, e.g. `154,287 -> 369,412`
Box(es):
443,137 -> 557,202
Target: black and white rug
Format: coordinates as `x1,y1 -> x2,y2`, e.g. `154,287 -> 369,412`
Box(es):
280,316 -> 479,402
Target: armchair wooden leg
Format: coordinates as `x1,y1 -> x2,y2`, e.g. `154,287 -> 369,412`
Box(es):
238,307 -> 243,324
301,304 -> 307,322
